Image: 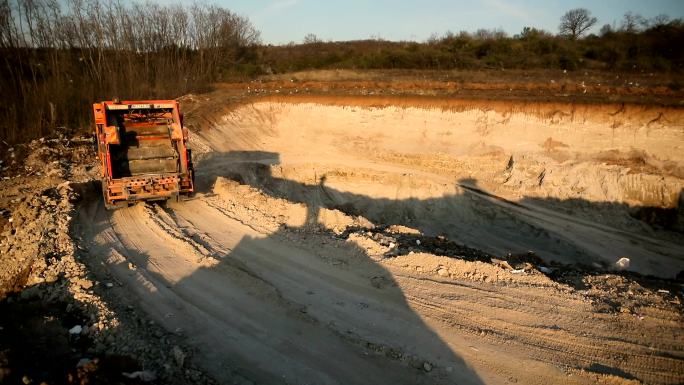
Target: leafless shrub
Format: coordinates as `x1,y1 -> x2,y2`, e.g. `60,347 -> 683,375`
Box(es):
621,11 -> 645,33
303,33 -> 320,44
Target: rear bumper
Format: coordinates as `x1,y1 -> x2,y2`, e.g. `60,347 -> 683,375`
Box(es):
104,173 -> 193,204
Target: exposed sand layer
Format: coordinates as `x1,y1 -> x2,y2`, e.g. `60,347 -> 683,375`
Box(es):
74,97 -> 684,385
198,99 -> 684,276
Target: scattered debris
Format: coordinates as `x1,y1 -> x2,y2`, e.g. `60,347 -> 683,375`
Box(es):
614,257 -> 630,270
173,345 -> 186,368
76,358 -> 92,368
492,258 -> 513,270
122,370 -> 157,381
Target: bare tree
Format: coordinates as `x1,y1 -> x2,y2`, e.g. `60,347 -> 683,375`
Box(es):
621,11 -> 644,32
599,24 -> 613,36
559,8 -> 597,39
650,14 -> 670,27
303,33 -> 319,44
426,32 -> 441,45
473,28 -> 507,40
0,0 -> 261,143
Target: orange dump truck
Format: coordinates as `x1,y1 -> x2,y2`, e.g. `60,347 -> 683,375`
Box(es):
93,100 -> 194,209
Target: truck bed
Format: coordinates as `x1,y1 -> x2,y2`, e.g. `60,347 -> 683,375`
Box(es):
109,123 -> 179,177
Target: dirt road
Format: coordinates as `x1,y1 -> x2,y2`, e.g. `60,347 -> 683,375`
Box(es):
69,96 -> 684,384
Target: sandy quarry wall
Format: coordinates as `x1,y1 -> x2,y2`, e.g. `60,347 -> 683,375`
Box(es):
200,97 -> 683,209
187,94 -> 684,276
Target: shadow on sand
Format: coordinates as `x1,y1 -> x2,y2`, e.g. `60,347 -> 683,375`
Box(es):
81,152 -> 492,385
196,151 -> 683,278
80,149 -> 683,384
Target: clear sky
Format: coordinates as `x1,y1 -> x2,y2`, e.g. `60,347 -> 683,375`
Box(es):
204,0 -> 684,44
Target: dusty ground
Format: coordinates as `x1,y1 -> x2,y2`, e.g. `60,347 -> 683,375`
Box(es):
1,75 -> 683,385
0,136 -> 216,385
232,68 -> 684,106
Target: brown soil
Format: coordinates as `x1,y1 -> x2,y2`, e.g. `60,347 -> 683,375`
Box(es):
221,68 -> 684,106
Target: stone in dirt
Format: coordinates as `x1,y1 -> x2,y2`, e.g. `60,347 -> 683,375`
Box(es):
74,278 -> 93,289
491,258 -> 513,270
122,370 -> 157,381
614,257 -> 630,270
173,345 -> 186,367
76,358 -> 91,368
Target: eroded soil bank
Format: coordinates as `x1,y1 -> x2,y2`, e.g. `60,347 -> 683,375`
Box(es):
196,97 -> 684,277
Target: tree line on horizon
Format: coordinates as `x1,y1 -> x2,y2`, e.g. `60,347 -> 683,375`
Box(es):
0,2 -> 682,144
261,9 -> 683,76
